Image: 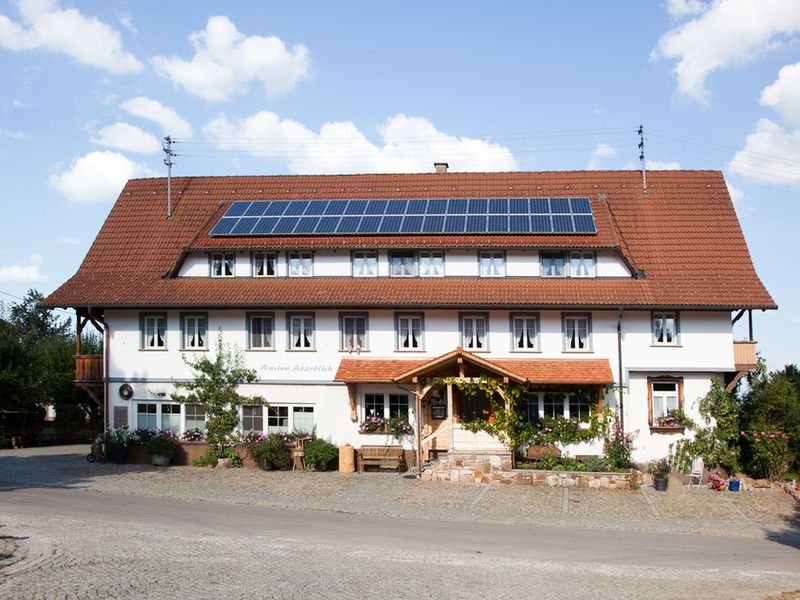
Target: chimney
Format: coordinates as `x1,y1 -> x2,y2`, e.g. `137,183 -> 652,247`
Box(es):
434,162 -> 449,174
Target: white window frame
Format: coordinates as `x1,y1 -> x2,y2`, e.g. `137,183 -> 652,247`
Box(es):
247,312 -> 275,350
267,405 -> 289,433
419,250 -> 445,277
569,251 -> 596,277
396,313 -> 424,351
160,403 -> 182,432
185,404 -> 206,432
287,313 -> 315,350
362,393 -> 410,420
541,252 -> 567,278
140,313 -> 167,350
479,250 -> 505,277
288,251 -> 313,277
292,406 -> 315,434
461,313 -> 489,351
650,379 -> 682,424
181,312 -> 208,350
562,313 -> 592,352
340,312 -> 368,351
652,311 -> 679,346
352,250 -> 378,277
136,402 -> 157,431
211,252 -> 235,278
252,252 -> 277,277
389,251 -> 417,277
242,405 -> 264,434
524,391 -> 592,422
510,313 -> 539,352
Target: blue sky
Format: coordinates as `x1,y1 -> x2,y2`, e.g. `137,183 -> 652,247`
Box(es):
0,0 -> 798,369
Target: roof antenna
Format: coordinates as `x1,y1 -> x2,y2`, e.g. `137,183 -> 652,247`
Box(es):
637,125 -> 647,196
163,135 -> 176,218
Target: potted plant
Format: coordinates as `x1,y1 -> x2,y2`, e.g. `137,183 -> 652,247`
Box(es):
648,458 -> 672,491
146,430 -> 179,466
97,426 -> 132,464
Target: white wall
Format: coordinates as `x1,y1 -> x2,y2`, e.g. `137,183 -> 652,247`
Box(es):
178,254 -> 208,277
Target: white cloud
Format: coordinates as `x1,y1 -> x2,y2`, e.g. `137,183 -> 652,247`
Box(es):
725,180 -> 756,214
587,143 -> 617,170
652,0 -> 800,103
11,99 -> 28,108
0,254 -> 46,282
729,118 -> 800,186
0,127 -> 26,139
150,16 -> 311,101
120,96 -> 193,138
58,236 -> 80,245
665,0 -> 706,19
0,0 -> 142,74
203,112 -> 518,174
91,122 -> 161,154
646,159 -> 682,170
49,150 -> 158,203
760,61 -> 800,128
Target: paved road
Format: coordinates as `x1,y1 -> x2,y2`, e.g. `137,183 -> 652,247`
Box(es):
1,483 -> 799,599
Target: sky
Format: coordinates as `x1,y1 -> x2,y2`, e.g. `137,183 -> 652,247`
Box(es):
0,0 -> 798,369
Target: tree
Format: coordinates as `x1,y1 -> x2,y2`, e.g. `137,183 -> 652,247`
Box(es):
671,379 -> 740,474
171,332 -> 264,452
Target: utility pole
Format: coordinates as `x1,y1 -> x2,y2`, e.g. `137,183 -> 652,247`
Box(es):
637,125 -> 647,196
163,136 -> 175,218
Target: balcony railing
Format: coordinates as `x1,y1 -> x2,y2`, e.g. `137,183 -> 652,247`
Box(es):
75,354 -> 103,383
733,341 -> 757,371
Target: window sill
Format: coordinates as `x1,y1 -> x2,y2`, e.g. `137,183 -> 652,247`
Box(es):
339,349 -> 371,353
649,425 -> 686,435
463,348 -> 490,353
246,348 -> 276,352
286,349 -> 317,352
180,348 -> 209,352
511,349 -> 542,354
139,348 -> 168,352
561,350 -> 594,354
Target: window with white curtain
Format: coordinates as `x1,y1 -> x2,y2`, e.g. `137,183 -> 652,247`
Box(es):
541,252 -> 566,277
396,313 -> 423,350
161,404 -> 181,432
252,252 -> 277,277
479,251 -> 505,277
511,315 -> 538,351
248,314 -> 274,349
653,312 -> 678,345
137,403 -> 157,431
419,250 -> 444,277
390,251 -> 416,277
651,381 -> 679,421
341,313 -> 368,350
462,314 -> 488,350
569,252 -> 595,277
288,314 -> 314,349
352,251 -> 378,277
141,313 -> 166,349
211,253 -> 235,277
288,251 -> 313,277
563,314 -> 590,351
182,313 -> 208,349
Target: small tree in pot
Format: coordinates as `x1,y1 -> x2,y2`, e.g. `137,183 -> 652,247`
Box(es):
648,458 -> 672,491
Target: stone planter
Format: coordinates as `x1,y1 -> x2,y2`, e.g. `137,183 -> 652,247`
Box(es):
151,454 -> 170,467
654,477 -> 668,491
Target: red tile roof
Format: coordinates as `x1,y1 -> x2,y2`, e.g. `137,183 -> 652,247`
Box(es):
43,171 -> 776,310
335,352 -> 614,385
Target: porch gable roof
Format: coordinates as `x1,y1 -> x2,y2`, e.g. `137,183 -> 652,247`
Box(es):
334,350 -> 614,385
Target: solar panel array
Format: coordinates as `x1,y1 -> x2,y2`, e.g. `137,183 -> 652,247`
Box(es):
210,197 -> 596,236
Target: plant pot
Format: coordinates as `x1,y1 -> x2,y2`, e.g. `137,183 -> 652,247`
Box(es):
113,447 -> 128,465
728,479 -> 740,492
151,454 -> 170,466
653,477 -> 668,491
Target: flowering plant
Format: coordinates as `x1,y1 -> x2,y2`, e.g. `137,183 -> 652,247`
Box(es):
387,415 -> 414,440
359,416 -> 388,433
708,472 -> 726,491
133,427 -> 155,442
656,407 -> 694,428
740,428 -> 792,481
146,429 -> 179,458
604,420 -> 635,470
245,431 -> 292,470
95,426 -> 133,451
181,428 -> 205,442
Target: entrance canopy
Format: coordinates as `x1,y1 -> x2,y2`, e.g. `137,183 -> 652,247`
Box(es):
334,347 -> 614,386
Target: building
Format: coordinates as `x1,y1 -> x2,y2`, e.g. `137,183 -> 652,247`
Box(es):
44,169 -> 775,472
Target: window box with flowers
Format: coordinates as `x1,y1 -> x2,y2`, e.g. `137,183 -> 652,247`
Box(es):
648,377 -> 692,434
359,415 -> 413,440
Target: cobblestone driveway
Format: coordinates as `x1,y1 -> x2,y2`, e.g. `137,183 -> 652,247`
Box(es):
0,445 -> 798,599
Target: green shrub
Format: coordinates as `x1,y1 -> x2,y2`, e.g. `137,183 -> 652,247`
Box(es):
604,420 -> 634,470
218,446 -> 243,468
192,448 -> 219,467
304,439 -> 339,471
145,432 -> 178,458
580,456 -> 608,472
247,433 -> 292,470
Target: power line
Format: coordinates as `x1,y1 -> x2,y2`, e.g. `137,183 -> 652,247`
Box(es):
0,289 -> 73,317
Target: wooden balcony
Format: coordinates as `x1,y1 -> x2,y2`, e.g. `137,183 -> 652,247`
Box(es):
733,341 -> 757,371
75,354 -> 103,384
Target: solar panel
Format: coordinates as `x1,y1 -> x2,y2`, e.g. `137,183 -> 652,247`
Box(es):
210,197 -> 596,236
366,200 -> 387,215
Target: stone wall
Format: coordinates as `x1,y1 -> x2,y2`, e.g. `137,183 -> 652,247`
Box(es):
421,451 -> 636,488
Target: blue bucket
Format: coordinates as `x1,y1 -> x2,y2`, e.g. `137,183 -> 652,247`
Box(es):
729,479 -> 741,492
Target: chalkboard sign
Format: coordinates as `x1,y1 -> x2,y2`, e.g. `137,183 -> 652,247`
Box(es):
431,404 -> 447,420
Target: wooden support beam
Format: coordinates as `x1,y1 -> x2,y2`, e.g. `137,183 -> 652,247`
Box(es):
416,381 -> 423,474
725,371 -> 747,393
446,382 -> 454,452
346,384 -> 358,422
77,384 -> 103,407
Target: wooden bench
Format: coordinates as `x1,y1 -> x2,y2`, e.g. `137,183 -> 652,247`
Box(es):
358,445 -> 405,473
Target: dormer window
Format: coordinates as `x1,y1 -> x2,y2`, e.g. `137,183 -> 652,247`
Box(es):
419,250 -> 444,277
570,252 -> 596,277
352,251 -> 378,277
541,252 -> 566,277
211,253 -> 234,277
390,251 -> 416,277
288,251 -> 313,277
479,251 -> 505,277
252,252 -> 277,277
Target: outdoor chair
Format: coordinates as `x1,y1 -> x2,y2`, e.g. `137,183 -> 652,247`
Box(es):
688,457 -> 704,490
